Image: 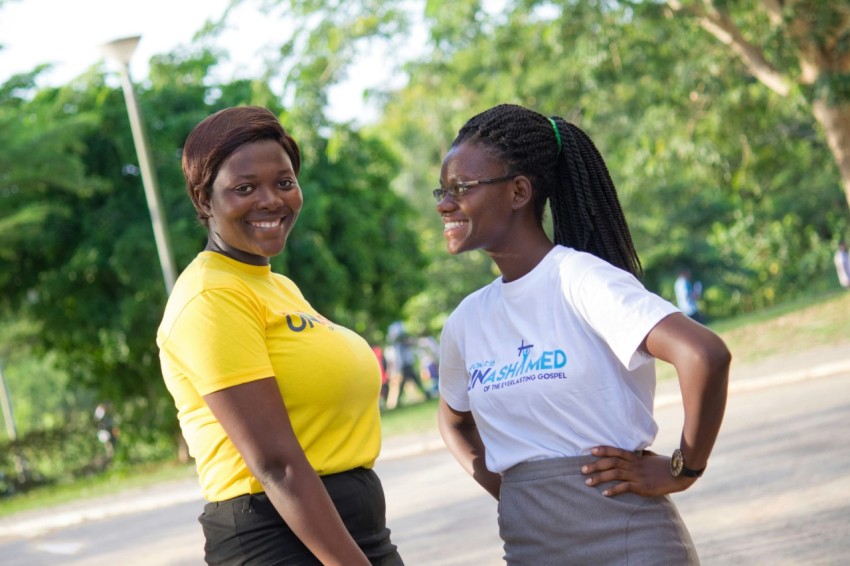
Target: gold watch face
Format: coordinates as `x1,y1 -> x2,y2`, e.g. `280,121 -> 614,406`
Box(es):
670,449 -> 684,476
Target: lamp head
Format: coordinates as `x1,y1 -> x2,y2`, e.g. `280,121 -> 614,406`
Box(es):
101,35 -> 141,66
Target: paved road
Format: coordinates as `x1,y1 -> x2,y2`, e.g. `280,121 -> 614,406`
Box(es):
672,372 -> 850,565
1,370 -> 848,565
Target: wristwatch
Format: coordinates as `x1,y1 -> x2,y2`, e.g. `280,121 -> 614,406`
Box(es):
670,448 -> 705,478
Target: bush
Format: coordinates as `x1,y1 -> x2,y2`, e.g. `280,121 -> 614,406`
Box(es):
0,413 -> 113,496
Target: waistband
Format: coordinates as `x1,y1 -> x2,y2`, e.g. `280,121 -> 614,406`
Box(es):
204,466 -> 372,509
501,455 -> 599,483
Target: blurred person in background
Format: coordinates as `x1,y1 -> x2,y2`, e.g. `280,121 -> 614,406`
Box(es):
835,241 -> 850,289
372,344 -> 390,410
384,321 -> 433,408
674,268 -> 704,323
417,335 -> 440,395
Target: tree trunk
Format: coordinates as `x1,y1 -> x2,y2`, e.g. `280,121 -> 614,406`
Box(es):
667,0 -> 850,215
812,100 -> 850,212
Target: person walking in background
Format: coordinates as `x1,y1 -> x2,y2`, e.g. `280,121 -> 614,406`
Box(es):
675,268 -> 705,323
434,104 -> 730,564
384,321 -> 433,408
157,106 -> 402,565
417,335 -> 440,395
93,402 -> 118,464
835,242 -> 850,289
372,345 -> 390,410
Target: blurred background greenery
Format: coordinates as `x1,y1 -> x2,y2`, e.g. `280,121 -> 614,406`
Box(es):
2,0 -> 849,498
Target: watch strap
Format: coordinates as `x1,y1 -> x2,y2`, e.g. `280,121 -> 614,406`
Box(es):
679,464 -> 705,478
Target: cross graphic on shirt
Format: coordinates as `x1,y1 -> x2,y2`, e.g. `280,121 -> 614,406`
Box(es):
517,340 -> 534,358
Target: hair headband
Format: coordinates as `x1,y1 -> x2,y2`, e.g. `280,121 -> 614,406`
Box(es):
548,117 -> 562,154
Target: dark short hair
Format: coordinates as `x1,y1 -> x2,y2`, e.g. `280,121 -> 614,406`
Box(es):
182,106 -> 301,226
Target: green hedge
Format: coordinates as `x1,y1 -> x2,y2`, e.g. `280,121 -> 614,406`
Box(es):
0,414 -> 114,496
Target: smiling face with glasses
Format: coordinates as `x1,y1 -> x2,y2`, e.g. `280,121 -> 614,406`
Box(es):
432,174 -> 518,202
436,143 -> 534,259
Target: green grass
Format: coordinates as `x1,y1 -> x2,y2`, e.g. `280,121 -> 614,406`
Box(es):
656,290 -> 850,381
380,398 -> 440,437
3,290 -> 848,518
0,460 -> 197,518
710,290 -> 849,362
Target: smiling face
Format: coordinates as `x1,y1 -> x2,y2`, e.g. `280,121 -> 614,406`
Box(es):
436,142 -> 518,256
198,139 -> 303,265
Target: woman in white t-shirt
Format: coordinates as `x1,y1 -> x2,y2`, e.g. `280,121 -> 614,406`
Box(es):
434,104 -> 731,565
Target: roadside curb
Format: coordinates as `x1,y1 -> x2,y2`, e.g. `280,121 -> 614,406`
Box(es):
379,436 -> 445,463
0,481 -> 202,540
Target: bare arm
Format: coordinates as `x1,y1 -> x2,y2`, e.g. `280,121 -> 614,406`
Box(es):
437,398 -> 502,500
204,378 -> 369,566
582,312 -> 731,496
647,312 -> 730,471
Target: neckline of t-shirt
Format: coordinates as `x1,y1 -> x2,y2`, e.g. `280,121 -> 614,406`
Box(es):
498,246 -> 563,297
198,250 -> 272,277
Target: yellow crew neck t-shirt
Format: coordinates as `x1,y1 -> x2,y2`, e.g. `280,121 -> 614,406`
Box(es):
157,252 -> 381,502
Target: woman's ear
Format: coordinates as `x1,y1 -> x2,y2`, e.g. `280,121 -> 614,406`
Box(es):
510,175 -> 534,211
193,186 -> 212,217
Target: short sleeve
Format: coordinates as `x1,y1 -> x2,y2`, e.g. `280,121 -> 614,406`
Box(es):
160,288 -> 275,396
438,315 -> 471,412
571,263 -> 678,371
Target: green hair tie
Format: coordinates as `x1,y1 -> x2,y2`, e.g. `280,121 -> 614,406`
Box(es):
548,117 -> 562,154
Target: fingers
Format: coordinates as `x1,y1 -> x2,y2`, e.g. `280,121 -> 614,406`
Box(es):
579,446 -> 638,475
583,468 -> 634,497
580,446 -> 642,496
590,445 -> 639,459
597,480 -> 634,497
580,448 -> 684,498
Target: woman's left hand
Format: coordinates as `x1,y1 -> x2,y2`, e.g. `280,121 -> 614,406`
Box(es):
580,446 -> 696,497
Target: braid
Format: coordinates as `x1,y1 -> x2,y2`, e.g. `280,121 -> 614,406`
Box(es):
453,104 -> 641,277
552,121 -> 642,276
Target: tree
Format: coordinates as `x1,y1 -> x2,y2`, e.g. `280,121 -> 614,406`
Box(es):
278,126 -> 427,340
667,0 -> 850,213
0,46 -> 425,438
371,0 -> 844,317
0,70 -> 106,310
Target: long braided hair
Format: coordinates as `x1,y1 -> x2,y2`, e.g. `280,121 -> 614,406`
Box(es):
452,104 -> 642,277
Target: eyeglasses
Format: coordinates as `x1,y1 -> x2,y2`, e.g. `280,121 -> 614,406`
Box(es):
432,174 -> 517,203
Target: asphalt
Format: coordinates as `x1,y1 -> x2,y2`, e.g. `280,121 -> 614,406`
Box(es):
1,340 -> 848,540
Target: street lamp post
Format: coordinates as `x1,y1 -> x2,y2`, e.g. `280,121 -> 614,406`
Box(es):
101,36 -> 177,295
0,360 -> 27,481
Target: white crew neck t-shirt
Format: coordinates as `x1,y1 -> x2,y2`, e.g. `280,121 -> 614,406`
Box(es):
439,246 -> 679,473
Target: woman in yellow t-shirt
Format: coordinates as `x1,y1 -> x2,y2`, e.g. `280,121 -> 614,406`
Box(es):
157,106 -> 403,565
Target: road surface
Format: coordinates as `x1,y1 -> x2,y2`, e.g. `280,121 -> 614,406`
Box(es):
1,371 -> 848,565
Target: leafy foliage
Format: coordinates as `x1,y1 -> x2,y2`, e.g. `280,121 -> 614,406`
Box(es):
0,46 -> 425,442
374,0 -> 845,322
0,415 -> 111,496
1,0 -> 847,477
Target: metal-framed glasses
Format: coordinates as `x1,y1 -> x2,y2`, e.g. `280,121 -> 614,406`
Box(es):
432,174 -> 517,203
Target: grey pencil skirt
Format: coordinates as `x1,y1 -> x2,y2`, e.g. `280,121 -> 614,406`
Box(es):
499,455 -> 699,566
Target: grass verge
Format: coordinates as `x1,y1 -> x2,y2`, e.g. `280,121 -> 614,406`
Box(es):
0,461 -> 197,518
656,290 -> 850,381
380,398 -> 440,438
